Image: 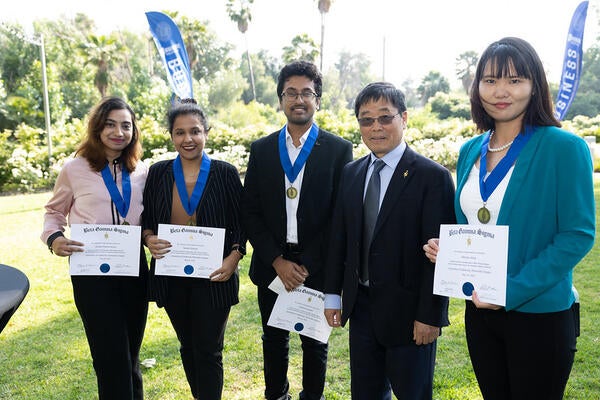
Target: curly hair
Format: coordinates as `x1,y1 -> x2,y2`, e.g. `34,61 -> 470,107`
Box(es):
276,60 -> 323,100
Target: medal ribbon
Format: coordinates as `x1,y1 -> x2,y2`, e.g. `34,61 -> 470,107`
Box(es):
278,123 -> 318,184
173,153 -> 211,217
101,162 -> 131,220
479,125 -> 534,202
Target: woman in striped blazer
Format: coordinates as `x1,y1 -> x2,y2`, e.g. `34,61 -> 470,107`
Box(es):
142,99 -> 245,400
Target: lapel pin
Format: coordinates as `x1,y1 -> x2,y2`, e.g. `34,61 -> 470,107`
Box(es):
403,170 -> 408,178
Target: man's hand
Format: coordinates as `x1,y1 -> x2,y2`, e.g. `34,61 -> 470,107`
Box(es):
273,256 -> 308,291
413,320 -> 440,345
324,308 -> 342,328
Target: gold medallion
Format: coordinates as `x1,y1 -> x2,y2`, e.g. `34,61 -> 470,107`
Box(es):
122,221 -> 130,225
286,186 -> 298,199
477,206 -> 491,224
187,218 -> 195,226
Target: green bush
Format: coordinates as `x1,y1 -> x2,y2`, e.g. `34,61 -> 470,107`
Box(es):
429,92 -> 472,120
1,101 -> 599,192
0,130 -> 15,189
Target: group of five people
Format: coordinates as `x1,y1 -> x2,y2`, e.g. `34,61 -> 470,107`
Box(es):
41,37 -> 594,400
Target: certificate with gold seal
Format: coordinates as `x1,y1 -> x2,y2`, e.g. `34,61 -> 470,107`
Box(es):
155,223 -> 225,279
69,224 -> 141,276
433,224 -> 508,306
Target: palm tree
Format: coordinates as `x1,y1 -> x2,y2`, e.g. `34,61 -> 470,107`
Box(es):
226,0 -> 256,101
455,50 -> 479,94
282,34 -> 319,64
78,34 -> 123,97
417,70 -> 450,105
317,0 -> 334,71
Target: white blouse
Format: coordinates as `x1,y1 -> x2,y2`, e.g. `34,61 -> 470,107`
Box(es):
459,163 -> 514,225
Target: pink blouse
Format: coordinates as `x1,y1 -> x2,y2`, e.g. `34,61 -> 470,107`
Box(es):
41,157 -> 148,243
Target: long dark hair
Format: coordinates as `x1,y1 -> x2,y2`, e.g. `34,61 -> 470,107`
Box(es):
76,97 -> 142,172
470,37 -> 560,132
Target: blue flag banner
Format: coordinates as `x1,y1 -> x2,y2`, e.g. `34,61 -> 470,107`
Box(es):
554,1 -> 588,120
146,11 -> 193,99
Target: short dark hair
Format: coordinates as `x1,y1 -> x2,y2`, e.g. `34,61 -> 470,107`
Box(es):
76,96 -> 142,172
354,82 -> 407,118
167,98 -> 210,134
276,60 -> 323,100
470,37 -> 560,132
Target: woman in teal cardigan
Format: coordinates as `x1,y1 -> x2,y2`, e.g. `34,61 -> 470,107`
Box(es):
424,37 -> 595,399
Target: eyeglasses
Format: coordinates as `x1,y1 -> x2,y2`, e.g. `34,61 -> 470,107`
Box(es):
357,113 -> 400,127
281,90 -> 319,101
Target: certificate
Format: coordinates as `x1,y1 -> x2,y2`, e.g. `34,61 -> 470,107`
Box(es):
155,223 -> 225,279
267,285 -> 333,343
69,224 -> 141,276
433,224 -> 509,306
268,276 -> 286,295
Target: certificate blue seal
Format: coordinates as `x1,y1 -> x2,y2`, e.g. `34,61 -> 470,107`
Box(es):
184,265 -> 194,275
294,322 -> 304,332
462,282 -> 474,296
99,263 -> 110,273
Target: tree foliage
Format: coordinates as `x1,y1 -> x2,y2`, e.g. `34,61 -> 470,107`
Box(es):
429,92 -> 471,120
325,51 -> 374,111
0,11 -> 599,192
226,0 -> 256,100
165,12 -> 234,84
417,70 -> 450,105
282,34 -> 319,64
455,50 -> 479,94
565,45 -> 600,118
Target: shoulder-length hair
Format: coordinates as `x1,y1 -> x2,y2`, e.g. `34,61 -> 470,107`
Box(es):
470,37 -> 560,132
76,97 -> 142,172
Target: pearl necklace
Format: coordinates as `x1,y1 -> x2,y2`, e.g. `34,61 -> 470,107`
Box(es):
487,130 -> 514,152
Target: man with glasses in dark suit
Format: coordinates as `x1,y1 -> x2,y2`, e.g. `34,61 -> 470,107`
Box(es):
324,82 -> 455,399
242,60 -> 352,400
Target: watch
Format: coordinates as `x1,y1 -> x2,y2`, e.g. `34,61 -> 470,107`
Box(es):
231,244 -> 246,258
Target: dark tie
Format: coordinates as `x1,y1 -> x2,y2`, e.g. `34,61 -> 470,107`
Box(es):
361,159 -> 385,283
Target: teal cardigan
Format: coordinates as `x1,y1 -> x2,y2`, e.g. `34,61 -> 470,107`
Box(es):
455,126 -> 595,312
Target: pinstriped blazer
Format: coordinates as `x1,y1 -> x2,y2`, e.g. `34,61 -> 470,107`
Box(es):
142,158 -> 244,308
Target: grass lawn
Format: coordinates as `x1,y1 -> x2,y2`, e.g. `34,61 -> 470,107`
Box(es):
0,186 -> 598,399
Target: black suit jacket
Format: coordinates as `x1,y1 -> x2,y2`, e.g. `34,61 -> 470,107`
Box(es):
142,158 -> 244,308
242,128 -> 353,291
325,146 -> 455,346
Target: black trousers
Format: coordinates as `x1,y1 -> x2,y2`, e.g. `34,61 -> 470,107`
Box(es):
72,274 -> 148,400
465,301 -> 577,400
349,285 -> 436,400
257,285 -> 328,400
163,278 -> 231,400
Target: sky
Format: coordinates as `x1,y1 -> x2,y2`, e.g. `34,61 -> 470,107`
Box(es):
2,0 -> 599,89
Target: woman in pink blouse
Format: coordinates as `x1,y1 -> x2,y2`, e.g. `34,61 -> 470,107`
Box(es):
41,97 -> 148,400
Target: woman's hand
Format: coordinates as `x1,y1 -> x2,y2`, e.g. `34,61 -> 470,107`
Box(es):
51,236 -> 84,257
209,251 -> 241,282
144,234 -> 172,259
423,238 -> 440,263
472,291 -> 503,310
